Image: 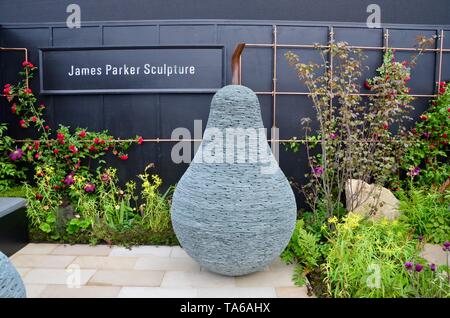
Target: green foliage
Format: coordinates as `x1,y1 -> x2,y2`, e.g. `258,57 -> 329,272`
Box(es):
398,187 -> 450,244
400,82 -> 450,188
282,219 -> 322,267
281,219 -> 328,286
137,164 -> 173,232
2,59 -> 178,246
285,42 -> 432,219
24,165 -> 176,245
0,124 -> 27,191
0,185 -> 28,197
323,213 -> 449,298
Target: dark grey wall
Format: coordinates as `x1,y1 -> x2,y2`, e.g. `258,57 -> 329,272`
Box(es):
0,0 -> 449,25
1,17 -> 449,209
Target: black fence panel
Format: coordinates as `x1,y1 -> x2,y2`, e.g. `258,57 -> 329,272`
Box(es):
1,20 -> 448,210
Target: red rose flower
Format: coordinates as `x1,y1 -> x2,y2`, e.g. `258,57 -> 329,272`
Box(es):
53,148 -> 59,154
383,123 -> 389,130
120,154 -> 128,161
22,61 -> 34,68
420,115 -> 428,121
24,88 -> 32,94
443,133 -> 448,138
57,132 -> 65,141
88,145 -> 97,152
363,80 -> 371,90
45,125 -> 50,130
35,193 -> 44,201
94,137 -> 100,144
69,145 -> 78,154
31,116 -> 37,122
34,141 -> 40,150
19,119 -> 27,128
137,136 -> 144,145
11,104 -> 17,113
78,130 -> 86,138
34,153 -> 40,159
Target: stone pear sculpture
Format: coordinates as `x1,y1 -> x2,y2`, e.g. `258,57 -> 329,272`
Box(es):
171,85 -> 297,276
0,251 -> 26,298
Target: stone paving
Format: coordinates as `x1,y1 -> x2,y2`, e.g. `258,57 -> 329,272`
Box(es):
9,243 -> 311,298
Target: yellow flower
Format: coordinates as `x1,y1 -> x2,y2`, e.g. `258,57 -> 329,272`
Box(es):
342,213 -> 362,230
328,216 -> 338,224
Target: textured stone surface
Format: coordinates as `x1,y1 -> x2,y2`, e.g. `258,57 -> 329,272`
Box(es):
420,243 -> 448,266
0,251 -> 26,298
345,179 -> 400,220
171,85 -> 297,276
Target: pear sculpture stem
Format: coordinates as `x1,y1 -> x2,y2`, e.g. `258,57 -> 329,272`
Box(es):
231,43 -> 246,85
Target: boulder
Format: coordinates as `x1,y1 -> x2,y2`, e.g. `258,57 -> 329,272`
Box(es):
345,179 -> 400,220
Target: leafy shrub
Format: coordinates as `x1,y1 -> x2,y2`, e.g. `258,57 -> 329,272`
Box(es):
400,81 -> 450,188
0,124 -> 26,191
284,39 -> 433,220
282,219 -> 322,268
398,187 -> 450,244
281,219 -> 327,286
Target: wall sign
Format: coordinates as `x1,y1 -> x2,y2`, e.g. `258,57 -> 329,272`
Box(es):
39,45 -> 225,94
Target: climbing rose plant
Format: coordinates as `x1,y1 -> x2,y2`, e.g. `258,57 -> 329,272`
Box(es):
2,61 -> 144,233
401,81 -> 450,188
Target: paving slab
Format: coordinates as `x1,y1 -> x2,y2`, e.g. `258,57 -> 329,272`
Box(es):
39,285 -> 121,298
51,244 -> 112,256
88,270 -> 164,287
